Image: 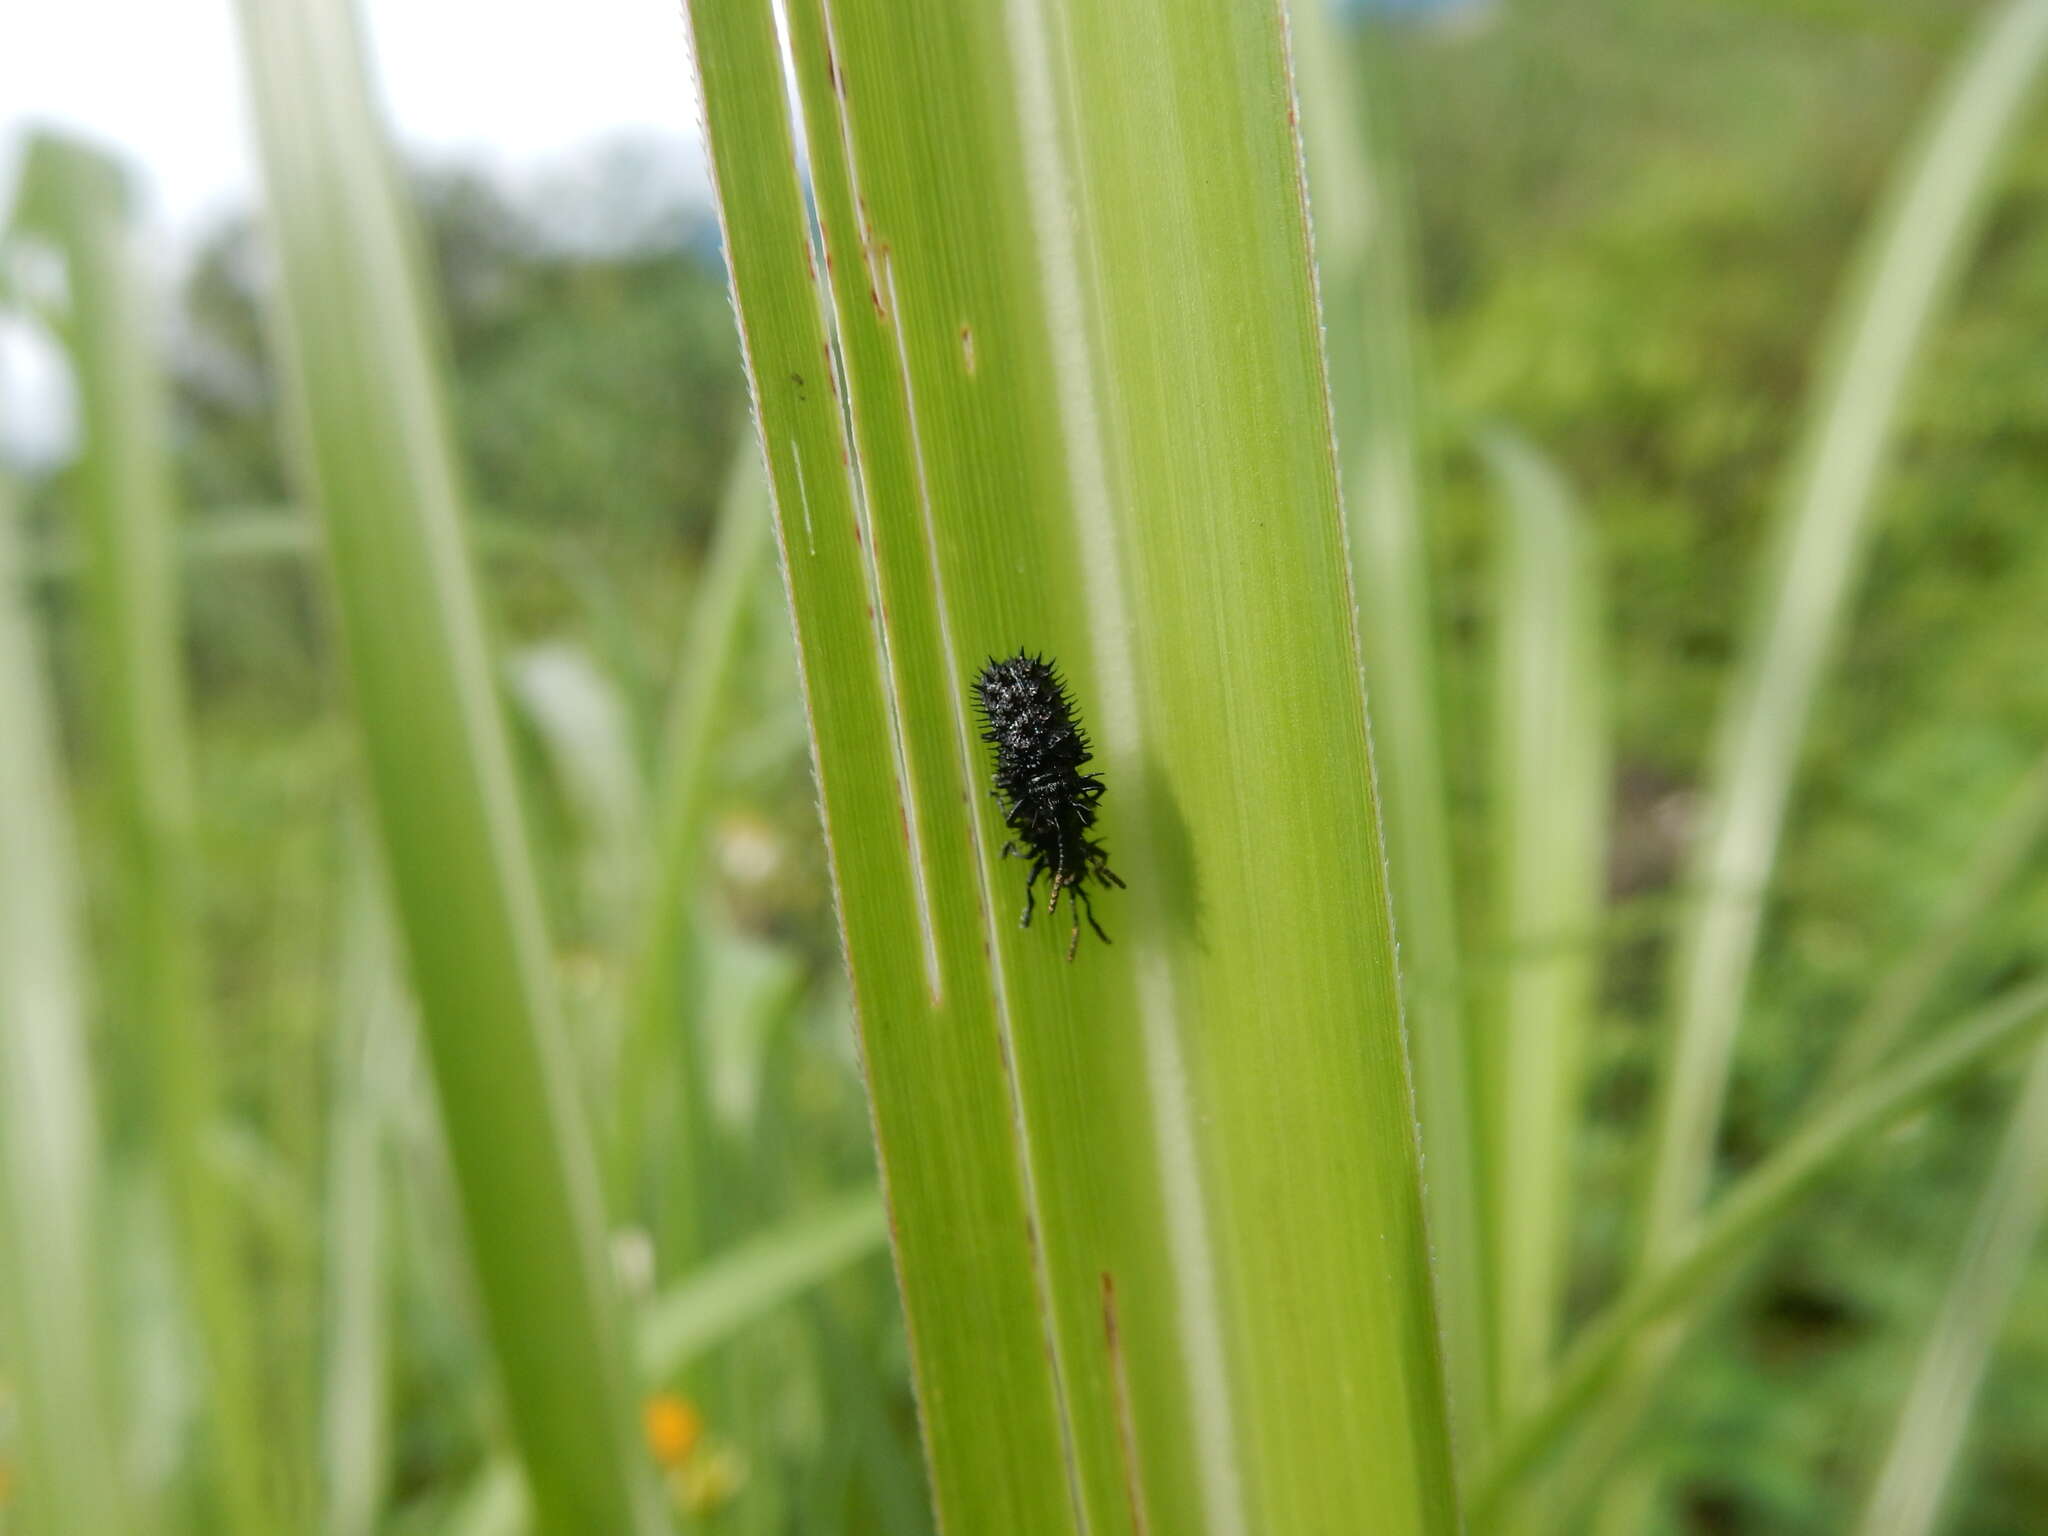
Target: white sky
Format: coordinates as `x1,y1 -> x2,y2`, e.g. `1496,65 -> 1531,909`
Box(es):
0,0 -> 711,244
0,0 -> 714,466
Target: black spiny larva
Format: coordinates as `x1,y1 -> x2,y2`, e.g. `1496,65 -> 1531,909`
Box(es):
973,651 -> 1125,959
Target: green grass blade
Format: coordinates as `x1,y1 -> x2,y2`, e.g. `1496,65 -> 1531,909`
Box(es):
615,446 -> 773,1249
463,1188 -> 890,1528
637,1188 -> 888,1380
508,641 -> 650,947
17,131 -> 274,1535
321,826 -> 407,1536
1820,747 -> 2048,1097
1295,8 -> 1491,1461
0,469 -> 138,1534
227,1 -> 661,1528
1562,16 -> 2048,1523
446,1463 -> 528,1536
1642,0 -> 2048,1267
1476,977 -> 2048,1524
18,507 -> 595,585
1851,1035 -> 2048,1536
1478,429 -> 1608,1424
689,0 -> 1458,1529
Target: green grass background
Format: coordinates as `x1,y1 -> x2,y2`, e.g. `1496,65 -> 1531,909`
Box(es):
5,0 -> 2048,1529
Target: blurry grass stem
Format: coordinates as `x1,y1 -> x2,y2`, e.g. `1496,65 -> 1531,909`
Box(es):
636,1186 -> 887,1381
229,0 -> 661,1527
321,827 -> 408,1536
1587,4 -> 2048,1523
18,131 -> 275,1535
0,470 -> 138,1534
466,1187 -> 890,1528
615,446 -> 773,1254
1821,747 -> 2048,1097
1852,1036 -> 2048,1536
1642,0 -> 2048,1272
1294,7 -> 1490,1463
1479,429 -> 1607,1429
1476,977 -> 2048,1525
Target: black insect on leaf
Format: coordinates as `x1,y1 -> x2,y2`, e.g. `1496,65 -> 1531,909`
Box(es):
972,651 -> 1125,959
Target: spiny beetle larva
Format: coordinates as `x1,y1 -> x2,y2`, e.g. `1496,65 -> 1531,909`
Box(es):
972,651 -> 1125,959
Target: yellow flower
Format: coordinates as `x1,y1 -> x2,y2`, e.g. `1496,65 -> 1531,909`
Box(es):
642,1392 -> 703,1471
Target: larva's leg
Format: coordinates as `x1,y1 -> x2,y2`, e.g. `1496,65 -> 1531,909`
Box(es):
1021,859 -> 1042,927
1076,884 -> 1110,946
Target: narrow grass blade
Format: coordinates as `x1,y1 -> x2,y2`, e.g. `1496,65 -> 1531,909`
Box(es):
18,507 -> 595,586
1642,0 -> 2048,1267
464,1188 -> 890,1528
1295,7 -> 1491,1460
1476,977 -> 2048,1523
1478,429 -> 1608,1424
321,825 -> 408,1536
227,1 -> 660,1528
508,641 -> 650,945
0,469 -> 137,1533
690,0 -> 1458,1529
1820,747 -> 2048,1097
615,446 -> 773,1252
1851,1036 -> 2048,1536
1559,14 -> 2048,1523
1852,1035 -> 2048,1536
16,131 -> 274,1535
446,1462 -> 529,1536
637,1188 -> 888,1380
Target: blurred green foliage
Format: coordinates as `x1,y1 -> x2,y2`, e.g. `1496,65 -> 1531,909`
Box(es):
7,0 -> 2048,1530
34,144 -> 885,1530
1405,2 -> 2048,1530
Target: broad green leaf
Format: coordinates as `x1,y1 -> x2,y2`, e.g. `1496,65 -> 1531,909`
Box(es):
687,0 -> 1457,1531
227,0 -> 661,1529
